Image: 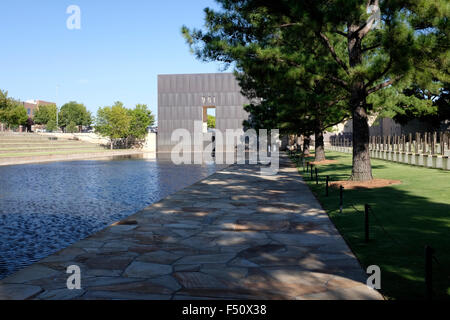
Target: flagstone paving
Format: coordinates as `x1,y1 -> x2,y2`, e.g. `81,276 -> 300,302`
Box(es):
0,154 -> 383,300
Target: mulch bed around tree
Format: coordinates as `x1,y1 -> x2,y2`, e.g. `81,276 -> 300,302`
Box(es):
309,160 -> 339,165
330,179 -> 402,190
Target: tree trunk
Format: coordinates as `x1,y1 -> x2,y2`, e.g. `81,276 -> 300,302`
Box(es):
350,86 -> 373,181
315,130 -> 326,162
111,139 -> 114,150
348,23 -> 373,181
303,136 -> 311,156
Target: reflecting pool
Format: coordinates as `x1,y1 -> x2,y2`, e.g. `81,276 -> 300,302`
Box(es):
0,156 -> 225,280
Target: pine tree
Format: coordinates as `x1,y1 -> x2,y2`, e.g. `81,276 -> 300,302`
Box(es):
183,0 -> 448,181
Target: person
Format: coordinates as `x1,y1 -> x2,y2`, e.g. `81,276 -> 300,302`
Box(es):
25,117 -> 34,133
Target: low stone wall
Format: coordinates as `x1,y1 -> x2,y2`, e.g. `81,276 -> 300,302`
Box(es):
0,150 -> 145,167
37,133 -> 110,145
37,132 -> 158,152
327,146 -> 450,171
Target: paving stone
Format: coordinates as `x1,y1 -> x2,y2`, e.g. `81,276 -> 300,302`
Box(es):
2,265 -> 60,284
84,253 -> 136,270
238,244 -> 286,259
298,285 -> 383,300
173,272 -> 228,289
136,250 -> 182,264
269,233 -> 340,246
88,280 -> 174,295
83,269 -> 123,277
164,223 -> 200,229
262,269 -> 334,286
171,229 -> 198,238
36,288 -> 85,300
128,245 -> 161,254
108,225 -> 138,233
26,273 -> 91,291
83,277 -> 143,288
71,239 -> 105,248
228,258 -> 260,268
102,240 -> 138,250
123,262 -> 172,278
174,265 -> 202,272
0,284 -> 43,300
201,266 -> 248,282
149,275 -> 182,291
40,248 -> 86,263
175,254 -> 235,265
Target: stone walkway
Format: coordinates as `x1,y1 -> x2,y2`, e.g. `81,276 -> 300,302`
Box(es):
0,155 -> 383,300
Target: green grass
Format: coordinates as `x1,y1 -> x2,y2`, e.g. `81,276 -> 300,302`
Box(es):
291,151 -> 450,300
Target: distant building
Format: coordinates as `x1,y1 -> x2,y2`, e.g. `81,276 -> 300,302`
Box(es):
0,99 -> 55,132
23,100 -> 55,118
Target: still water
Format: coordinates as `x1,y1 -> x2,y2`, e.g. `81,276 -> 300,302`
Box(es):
0,155 -> 225,280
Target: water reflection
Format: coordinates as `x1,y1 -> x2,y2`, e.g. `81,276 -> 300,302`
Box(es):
0,155 -> 226,280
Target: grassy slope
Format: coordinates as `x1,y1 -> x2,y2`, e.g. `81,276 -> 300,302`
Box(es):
291,151 -> 450,300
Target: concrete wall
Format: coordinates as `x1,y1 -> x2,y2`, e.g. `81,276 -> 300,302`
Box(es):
37,132 -> 157,152
37,133 -> 110,145
143,133 -> 157,152
157,73 -> 250,152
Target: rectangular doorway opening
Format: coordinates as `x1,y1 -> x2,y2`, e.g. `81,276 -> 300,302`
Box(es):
202,106 -> 216,134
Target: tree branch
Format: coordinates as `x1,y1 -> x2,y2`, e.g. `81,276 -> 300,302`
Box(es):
318,32 -> 350,75
365,57 -> 393,89
323,115 -> 349,131
353,0 -> 380,39
333,29 -> 348,37
327,75 -> 350,92
362,43 -> 381,53
367,75 -> 403,95
327,96 -> 347,107
278,23 -> 301,28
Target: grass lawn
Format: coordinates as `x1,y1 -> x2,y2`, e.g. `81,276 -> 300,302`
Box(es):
291,151 -> 450,300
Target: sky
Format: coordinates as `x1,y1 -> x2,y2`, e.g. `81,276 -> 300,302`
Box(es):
0,0 -> 226,118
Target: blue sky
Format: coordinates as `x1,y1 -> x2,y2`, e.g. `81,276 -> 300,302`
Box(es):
0,0 -> 225,118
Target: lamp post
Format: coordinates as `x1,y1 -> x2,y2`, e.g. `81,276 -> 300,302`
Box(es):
56,85 -> 59,132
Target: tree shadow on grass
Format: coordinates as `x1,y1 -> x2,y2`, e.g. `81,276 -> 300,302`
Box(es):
299,160 -> 450,300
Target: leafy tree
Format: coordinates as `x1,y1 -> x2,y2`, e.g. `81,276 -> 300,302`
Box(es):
387,83 -> 450,128
59,101 -> 92,131
0,90 -> 12,110
0,90 -> 27,129
66,121 -> 78,133
96,102 -> 155,149
238,52 -> 349,162
95,102 -> 131,149
0,99 -> 28,130
183,0 -> 448,181
128,104 -> 155,140
207,115 -> 216,129
46,119 -> 57,132
34,104 -> 57,126
7,105 -> 28,129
